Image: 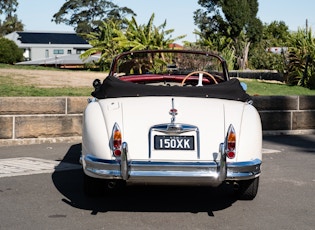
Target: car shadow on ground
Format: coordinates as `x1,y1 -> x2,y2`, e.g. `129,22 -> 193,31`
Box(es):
52,144 -> 238,216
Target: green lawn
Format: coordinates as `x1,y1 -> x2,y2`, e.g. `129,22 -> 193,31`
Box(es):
240,78 -> 315,96
0,73 -> 93,96
0,84 -> 93,97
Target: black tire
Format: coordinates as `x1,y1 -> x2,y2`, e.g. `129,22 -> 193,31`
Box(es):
83,173 -> 104,197
236,177 -> 259,200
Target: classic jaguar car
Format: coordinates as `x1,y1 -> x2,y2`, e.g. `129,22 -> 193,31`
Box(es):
81,49 -> 262,200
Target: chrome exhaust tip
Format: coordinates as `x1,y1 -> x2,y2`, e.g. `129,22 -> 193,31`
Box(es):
233,182 -> 240,190
107,181 -> 117,189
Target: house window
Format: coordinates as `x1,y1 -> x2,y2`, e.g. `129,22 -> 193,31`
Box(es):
45,49 -> 49,58
76,49 -> 85,54
53,49 -> 64,54
67,49 -> 72,54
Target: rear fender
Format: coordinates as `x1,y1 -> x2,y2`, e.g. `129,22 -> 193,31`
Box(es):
82,101 -> 112,159
237,104 -> 262,161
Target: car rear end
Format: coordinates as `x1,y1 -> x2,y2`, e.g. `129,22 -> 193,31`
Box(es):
82,96 -> 261,189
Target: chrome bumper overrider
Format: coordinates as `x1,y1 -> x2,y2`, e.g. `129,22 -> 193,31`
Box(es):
83,142 -> 261,186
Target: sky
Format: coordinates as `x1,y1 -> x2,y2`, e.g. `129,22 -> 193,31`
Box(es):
13,0 -> 315,44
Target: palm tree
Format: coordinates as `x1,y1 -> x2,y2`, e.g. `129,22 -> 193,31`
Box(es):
116,13 -> 185,51
0,14 -> 24,35
80,20 -> 123,70
80,14 -> 186,71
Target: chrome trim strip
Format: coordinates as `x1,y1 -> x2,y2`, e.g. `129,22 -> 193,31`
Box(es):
227,158 -> 261,168
227,159 -> 262,180
151,124 -> 198,134
120,142 -> 129,180
84,154 -> 121,179
85,154 -> 118,164
218,142 -> 227,182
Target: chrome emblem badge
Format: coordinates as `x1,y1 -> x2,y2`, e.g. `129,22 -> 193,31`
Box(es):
169,98 -> 178,123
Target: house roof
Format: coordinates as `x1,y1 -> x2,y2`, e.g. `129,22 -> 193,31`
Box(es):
169,43 -> 183,49
15,31 -> 88,45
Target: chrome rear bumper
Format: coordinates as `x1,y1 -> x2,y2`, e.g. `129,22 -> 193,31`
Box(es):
83,142 -> 261,186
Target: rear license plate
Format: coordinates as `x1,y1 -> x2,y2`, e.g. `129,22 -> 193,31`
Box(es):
154,135 -> 194,150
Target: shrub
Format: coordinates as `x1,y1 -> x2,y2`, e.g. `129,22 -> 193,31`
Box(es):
0,37 -> 23,64
285,29 -> 315,89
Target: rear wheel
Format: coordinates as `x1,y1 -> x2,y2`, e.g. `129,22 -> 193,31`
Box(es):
236,177 -> 259,200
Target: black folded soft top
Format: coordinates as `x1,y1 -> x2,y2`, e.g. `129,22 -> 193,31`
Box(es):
92,75 -> 251,102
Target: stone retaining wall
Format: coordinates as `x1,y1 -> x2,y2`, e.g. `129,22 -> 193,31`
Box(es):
252,96 -> 315,133
0,97 -> 87,145
0,96 -> 314,145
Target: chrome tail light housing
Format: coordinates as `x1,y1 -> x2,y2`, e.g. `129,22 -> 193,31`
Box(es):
225,124 -> 236,159
112,123 -> 122,157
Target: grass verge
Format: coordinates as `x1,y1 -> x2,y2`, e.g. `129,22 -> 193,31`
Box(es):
0,76 -> 93,96
240,78 -> 315,96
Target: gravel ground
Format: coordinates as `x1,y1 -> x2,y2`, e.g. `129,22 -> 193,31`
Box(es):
0,68 -> 107,88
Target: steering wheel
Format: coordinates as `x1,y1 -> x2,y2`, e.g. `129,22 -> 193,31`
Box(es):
181,71 -> 218,86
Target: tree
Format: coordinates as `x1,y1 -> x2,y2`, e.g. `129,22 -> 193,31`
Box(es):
116,13 -> 185,51
285,28 -> 315,89
0,0 -> 18,15
80,20 -> 124,70
249,21 -> 289,71
192,29 -> 235,69
194,0 -> 263,69
263,21 -> 290,46
81,14 -> 186,70
0,14 -> 24,35
52,0 -> 136,34
0,37 -> 23,64
0,0 -> 23,35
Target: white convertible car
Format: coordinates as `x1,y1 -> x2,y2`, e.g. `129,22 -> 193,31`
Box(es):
81,49 -> 262,200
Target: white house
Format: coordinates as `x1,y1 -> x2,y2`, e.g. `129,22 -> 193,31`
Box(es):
5,31 -> 96,67
266,47 -> 288,54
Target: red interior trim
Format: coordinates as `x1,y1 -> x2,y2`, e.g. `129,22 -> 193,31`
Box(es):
119,74 -> 211,84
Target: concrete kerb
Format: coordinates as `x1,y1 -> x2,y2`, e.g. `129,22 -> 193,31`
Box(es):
0,136 -> 82,146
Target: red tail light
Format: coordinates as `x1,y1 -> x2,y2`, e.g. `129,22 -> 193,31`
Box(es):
226,125 -> 236,159
112,123 -> 122,157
